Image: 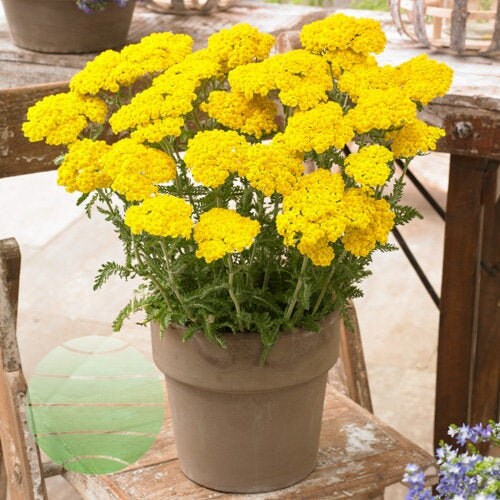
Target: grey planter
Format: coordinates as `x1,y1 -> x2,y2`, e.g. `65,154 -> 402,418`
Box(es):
1,0 -> 136,53
151,312 -> 340,493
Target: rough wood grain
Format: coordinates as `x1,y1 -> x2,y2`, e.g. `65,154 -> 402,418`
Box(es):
470,162 -> 500,429
64,388 -> 434,499
0,83 -> 68,178
434,156 -> 489,447
0,238 -> 47,500
420,97 -> 500,161
411,0 -> 431,47
450,0 -> 468,53
486,3 -> 500,54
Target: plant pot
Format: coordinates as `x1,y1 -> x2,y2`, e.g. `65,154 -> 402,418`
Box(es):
1,0 -> 136,54
150,312 -> 340,493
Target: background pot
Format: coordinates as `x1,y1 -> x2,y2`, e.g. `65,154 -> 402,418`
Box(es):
151,313 -> 340,493
1,0 -> 136,54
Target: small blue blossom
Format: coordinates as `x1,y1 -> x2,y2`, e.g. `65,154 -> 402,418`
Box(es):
403,421 -> 500,499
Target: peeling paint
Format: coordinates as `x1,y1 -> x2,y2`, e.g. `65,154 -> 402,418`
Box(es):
343,422 -> 379,454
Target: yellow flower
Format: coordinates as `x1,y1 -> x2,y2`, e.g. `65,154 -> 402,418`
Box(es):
344,145 -> 394,187
397,55 -> 453,105
244,142 -> 304,196
57,139 -> 111,193
23,92 -> 107,146
100,139 -> 177,201
206,23 -> 275,73
70,33 -> 193,95
387,119 -> 445,158
276,169 -> 346,266
228,50 -> 332,111
194,208 -> 261,263
201,91 -> 278,138
338,64 -> 400,102
342,197 -> 395,257
300,14 -> 386,57
346,88 -> 416,134
184,130 -> 249,187
282,101 -> 354,154
125,195 -> 193,238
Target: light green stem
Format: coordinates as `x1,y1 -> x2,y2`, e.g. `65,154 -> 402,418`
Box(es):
312,251 -> 346,315
284,256 -> 309,321
159,240 -> 193,321
131,233 -> 173,311
226,256 -> 244,331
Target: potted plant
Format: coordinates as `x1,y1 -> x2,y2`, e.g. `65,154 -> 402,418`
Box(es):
22,15 -> 453,493
1,0 -> 135,53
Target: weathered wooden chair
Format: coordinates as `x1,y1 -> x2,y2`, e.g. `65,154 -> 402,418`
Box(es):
0,235 -> 435,499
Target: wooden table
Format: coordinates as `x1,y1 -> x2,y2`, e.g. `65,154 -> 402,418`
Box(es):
0,2 -> 498,451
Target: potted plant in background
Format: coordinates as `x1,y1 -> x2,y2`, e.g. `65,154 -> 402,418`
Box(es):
1,0 -> 136,53
22,15 -> 453,493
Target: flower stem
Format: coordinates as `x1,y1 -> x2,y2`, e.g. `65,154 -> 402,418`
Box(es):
159,240 -> 194,322
131,232 -> 174,311
312,250 -> 346,315
226,255 -> 244,331
284,256 -> 309,321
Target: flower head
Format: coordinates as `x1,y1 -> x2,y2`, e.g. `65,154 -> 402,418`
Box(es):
194,208 -> 261,263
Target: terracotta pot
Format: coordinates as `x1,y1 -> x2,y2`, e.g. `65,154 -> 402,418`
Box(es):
1,0 -> 135,54
151,312 -> 340,493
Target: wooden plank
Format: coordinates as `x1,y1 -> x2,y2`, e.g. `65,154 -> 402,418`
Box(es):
0,82 -> 68,178
485,3 -> 500,54
434,155 -> 487,447
336,302 -> 373,413
0,238 -> 47,500
65,388 -> 433,499
450,0 -> 468,53
412,0 -> 431,47
420,96 -> 500,161
470,162 -> 500,427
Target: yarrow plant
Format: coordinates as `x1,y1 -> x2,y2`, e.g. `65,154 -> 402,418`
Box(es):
76,0 -> 130,13
23,15 -> 453,359
403,422 -> 500,499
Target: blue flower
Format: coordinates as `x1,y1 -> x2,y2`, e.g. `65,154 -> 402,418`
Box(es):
403,421 -> 499,499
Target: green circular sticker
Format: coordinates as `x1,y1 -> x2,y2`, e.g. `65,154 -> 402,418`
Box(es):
27,336 -> 165,475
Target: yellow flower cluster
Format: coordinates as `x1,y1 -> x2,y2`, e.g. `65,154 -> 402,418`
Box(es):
22,93 -> 107,146
57,139 -> 111,193
347,88 -> 416,134
70,33 -> 193,95
206,23 -> 275,73
184,130 -> 249,187
281,102 -> 354,154
125,195 -> 193,238
109,50 -> 220,143
344,145 -> 394,187
201,91 -> 278,138
338,64 -> 398,102
387,119 -> 446,158
276,170 -> 346,266
194,208 -> 261,263
99,139 -> 177,201
397,55 -> 454,105
300,14 -> 386,77
244,142 -> 304,196
338,55 -> 453,107
228,50 -> 332,111
342,197 -> 394,257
